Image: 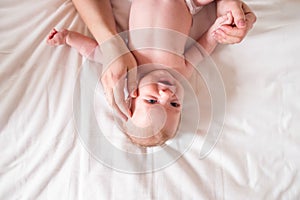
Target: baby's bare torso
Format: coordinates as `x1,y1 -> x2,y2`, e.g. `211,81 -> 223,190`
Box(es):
128,0 -> 193,77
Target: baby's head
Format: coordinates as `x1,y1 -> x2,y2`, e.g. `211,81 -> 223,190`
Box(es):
124,68 -> 184,147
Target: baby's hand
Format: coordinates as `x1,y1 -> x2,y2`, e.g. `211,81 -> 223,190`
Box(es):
46,28 -> 68,46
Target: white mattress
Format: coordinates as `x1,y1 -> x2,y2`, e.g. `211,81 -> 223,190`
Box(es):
1,0 -> 300,199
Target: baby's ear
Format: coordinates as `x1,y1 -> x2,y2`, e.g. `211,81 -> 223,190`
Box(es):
130,89 -> 138,98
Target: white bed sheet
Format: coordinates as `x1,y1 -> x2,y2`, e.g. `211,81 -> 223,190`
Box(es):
1,0 -> 300,199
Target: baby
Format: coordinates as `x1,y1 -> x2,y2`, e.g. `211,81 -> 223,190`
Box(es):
47,0 -> 233,147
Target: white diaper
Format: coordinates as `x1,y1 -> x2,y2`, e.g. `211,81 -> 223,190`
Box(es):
184,0 -> 203,15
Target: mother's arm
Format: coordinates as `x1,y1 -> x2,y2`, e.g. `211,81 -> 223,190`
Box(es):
72,0 -> 137,120
72,0 -> 117,43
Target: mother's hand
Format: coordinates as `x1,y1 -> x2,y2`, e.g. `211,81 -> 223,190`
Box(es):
100,36 -> 137,120
214,0 -> 257,44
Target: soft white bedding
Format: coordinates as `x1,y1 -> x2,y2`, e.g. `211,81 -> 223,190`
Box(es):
1,0 -> 300,199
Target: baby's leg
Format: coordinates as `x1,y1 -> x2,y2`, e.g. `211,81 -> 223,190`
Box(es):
46,28 -> 98,58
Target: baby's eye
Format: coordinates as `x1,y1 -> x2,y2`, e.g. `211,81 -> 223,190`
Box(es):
146,99 -> 157,104
170,102 -> 180,108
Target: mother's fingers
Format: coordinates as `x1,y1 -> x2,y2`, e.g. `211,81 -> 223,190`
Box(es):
214,25 -> 247,44
218,25 -> 247,37
113,76 -> 131,119
104,86 -> 128,121
112,96 -> 128,121
241,2 -> 257,29
213,28 -> 244,44
127,66 -> 137,97
245,12 -> 257,30
214,10 -> 256,45
214,0 -> 256,45
230,2 -> 246,29
101,72 -> 129,121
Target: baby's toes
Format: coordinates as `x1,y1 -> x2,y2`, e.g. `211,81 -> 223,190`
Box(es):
215,16 -> 228,28
224,12 -> 234,25
48,28 -> 58,39
214,12 -> 234,29
46,37 -> 56,46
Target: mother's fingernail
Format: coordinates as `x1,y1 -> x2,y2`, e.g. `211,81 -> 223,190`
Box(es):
128,109 -> 132,117
238,19 -> 246,27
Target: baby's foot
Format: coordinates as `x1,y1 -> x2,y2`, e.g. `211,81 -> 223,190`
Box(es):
211,12 -> 236,44
212,12 -> 234,32
46,28 -> 68,46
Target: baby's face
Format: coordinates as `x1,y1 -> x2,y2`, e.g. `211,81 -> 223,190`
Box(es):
127,69 -> 184,146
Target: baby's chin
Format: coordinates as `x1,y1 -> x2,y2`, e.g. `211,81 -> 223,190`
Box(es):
126,131 -> 175,147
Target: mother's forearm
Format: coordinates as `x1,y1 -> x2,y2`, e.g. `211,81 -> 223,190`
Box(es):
72,0 -> 118,44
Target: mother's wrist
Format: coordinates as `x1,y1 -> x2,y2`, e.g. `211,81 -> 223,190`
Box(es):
100,34 -> 130,66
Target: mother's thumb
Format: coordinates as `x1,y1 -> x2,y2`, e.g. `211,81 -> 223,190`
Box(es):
232,4 -> 246,28
127,67 -> 137,97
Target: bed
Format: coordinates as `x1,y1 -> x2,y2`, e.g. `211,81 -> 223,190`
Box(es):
1,0 -> 300,199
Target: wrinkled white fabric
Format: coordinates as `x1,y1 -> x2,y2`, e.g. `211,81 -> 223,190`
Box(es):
1,0 -> 300,199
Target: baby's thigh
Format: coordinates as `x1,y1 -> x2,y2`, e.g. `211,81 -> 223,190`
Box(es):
129,0 -> 192,35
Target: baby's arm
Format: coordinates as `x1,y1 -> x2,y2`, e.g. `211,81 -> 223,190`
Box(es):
47,28 -> 98,58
